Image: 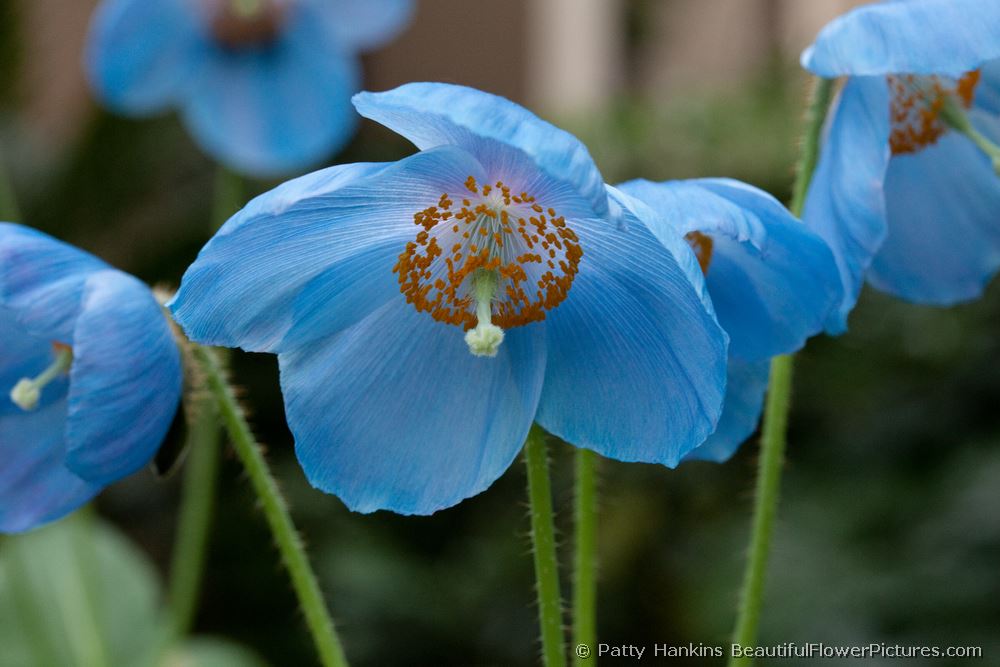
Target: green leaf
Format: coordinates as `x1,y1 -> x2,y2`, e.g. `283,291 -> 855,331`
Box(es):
163,638 -> 269,667
0,512 -> 161,667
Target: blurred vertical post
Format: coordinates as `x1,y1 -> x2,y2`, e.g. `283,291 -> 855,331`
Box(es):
0,154 -> 19,221
525,0 -> 623,117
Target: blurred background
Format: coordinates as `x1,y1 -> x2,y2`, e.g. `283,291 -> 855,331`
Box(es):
2,0 -> 999,665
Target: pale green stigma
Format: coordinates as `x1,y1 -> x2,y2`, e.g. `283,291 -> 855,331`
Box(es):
940,98 -> 1000,176
464,269 -> 505,358
231,0 -> 266,19
9,345 -> 72,411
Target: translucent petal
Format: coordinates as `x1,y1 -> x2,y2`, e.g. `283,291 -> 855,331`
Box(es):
803,0 -> 1000,77
169,146 -> 490,353
280,299 -> 546,514
534,188 -> 728,466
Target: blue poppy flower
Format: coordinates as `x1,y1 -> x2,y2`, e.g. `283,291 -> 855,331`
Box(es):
801,0 -> 1000,331
1,223 -> 182,533
619,178 -> 840,461
169,83 -> 729,514
85,0 -> 414,176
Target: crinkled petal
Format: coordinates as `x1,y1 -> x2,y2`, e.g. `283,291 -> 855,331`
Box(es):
279,299 -> 546,515
0,399 -> 100,534
170,146 -> 489,353
803,0 -> 1000,77
0,223 -> 106,342
534,188 -> 728,467
802,76 -> 891,333
868,115 -> 1000,304
64,271 -> 181,485
181,7 -> 360,176
352,83 -> 611,220
300,0 -> 414,51
683,358 -> 770,464
85,0 -> 205,114
619,178 -> 840,361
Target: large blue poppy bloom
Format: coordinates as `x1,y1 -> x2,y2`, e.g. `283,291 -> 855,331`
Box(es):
85,0 -> 414,176
0,223 -> 182,533
619,178 -> 840,461
170,83 -> 729,514
802,0 -> 1000,331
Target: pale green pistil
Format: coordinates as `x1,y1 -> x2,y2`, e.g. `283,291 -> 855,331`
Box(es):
940,98 -> 1000,176
464,269 -> 505,357
9,346 -> 72,411
231,0 -> 267,18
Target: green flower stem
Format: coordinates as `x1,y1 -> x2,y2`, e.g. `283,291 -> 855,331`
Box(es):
166,395 -> 221,639
190,344 -> 348,667
524,425 -> 567,667
572,449 -> 598,666
728,76 -> 834,667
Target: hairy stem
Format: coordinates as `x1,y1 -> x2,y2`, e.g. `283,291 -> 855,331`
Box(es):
191,344 -> 348,667
524,425 -> 566,667
572,449 -> 598,665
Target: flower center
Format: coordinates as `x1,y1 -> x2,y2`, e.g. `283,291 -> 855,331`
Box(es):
393,176 -> 583,357
210,0 -> 286,50
887,71 -> 980,155
9,343 -> 72,411
684,231 -> 714,275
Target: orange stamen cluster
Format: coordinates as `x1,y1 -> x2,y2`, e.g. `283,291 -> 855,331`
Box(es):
393,176 -> 583,330
888,70 -> 981,155
684,231 -> 714,275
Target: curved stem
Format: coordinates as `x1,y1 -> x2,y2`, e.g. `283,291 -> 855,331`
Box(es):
789,77 -> 835,219
572,449 -> 598,665
166,396 -> 221,639
524,425 -> 566,667
728,355 -> 794,665
728,77 -> 834,667
191,344 -> 348,667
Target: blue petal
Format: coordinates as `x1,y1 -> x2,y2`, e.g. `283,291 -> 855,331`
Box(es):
352,83 -> 611,220
170,146 -> 490,353
85,0 -> 205,114
534,188 -> 728,467
973,58 -> 1000,115
64,271 -> 181,485
803,0 -> 1000,77
0,399 -> 100,534
867,116 -> 1000,304
619,178 -> 840,361
181,6 -> 360,176
683,358 -> 771,464
802,76 -> 891,333
279,299 -> 546,515
0,223 -> 106,342
300,0 -> 414,51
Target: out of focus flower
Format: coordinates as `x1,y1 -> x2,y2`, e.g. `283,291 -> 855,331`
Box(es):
1,223 -> 182,533
86,0 -> 414,176
619,179 -> 840,461
801,0 -> 1000,330
170,83 -> 729,514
